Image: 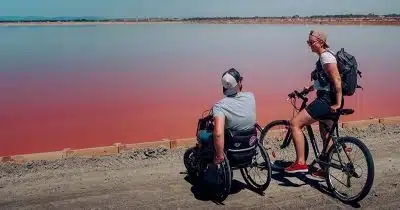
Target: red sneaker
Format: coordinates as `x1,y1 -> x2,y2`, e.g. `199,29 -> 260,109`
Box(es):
311,168 -> 326,179
284,161 -> 308,173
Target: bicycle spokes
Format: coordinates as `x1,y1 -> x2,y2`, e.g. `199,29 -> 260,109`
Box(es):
327,137 -> 374,203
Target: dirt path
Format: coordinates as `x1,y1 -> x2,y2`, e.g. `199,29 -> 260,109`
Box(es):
0,124 -> 399,209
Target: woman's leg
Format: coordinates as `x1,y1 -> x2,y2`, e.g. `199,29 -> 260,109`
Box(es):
310,120 -> 333,178
291,109 -> 317,164
320,95 -> 344,154
319,120 -> 334,154
285,109 -> 317,173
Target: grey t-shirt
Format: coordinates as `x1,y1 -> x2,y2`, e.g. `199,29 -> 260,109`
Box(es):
212,92 -> 256,131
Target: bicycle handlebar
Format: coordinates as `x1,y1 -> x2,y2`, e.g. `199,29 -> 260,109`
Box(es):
287,86 -> 313,101
287,86 -> 355,117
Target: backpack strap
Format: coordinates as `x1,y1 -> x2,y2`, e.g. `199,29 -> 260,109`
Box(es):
357,70 -> 363,90
357,70 -> 362,78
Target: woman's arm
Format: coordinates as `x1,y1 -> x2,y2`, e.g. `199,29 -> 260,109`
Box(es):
324,63 -> 342,110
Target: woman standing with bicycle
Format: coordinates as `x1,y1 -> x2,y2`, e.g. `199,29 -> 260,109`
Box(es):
284,30 -> 344,177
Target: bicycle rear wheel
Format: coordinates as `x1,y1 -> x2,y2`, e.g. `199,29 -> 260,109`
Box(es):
326,137 -> 375,203
260,120 -> 309,169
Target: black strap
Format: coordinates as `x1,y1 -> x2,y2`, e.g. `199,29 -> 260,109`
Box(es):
357,70 -> 362,78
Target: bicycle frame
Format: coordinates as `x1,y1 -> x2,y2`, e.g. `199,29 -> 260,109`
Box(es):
269,89 -> 374,202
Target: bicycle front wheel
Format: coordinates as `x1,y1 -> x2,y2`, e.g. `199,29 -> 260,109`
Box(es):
260,120 -> 309,169
326,137 -> 375,203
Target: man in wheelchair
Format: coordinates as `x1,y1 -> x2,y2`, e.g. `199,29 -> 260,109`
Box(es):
211,68 -> 257,165
185,68 -> 271,201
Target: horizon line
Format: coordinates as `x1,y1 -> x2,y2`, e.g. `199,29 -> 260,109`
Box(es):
1,13 -> 400,20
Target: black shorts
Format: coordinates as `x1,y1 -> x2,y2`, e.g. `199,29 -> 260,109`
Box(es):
306,90 -> 344,121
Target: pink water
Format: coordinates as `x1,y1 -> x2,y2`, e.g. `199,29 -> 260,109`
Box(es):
0,24 -> 399,156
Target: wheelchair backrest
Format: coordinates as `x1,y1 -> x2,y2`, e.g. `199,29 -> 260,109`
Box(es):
224,127 -> 258,169
224,127 -> 258,150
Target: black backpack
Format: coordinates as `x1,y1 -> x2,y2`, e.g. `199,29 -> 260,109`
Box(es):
312,48 -> 362,96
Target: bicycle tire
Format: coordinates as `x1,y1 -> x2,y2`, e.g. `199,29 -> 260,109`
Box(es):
259,120 -> 309,167
326,137 -> 375,203
240,141 -> 272,192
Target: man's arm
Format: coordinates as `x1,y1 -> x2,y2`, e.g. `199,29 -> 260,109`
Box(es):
324,63 -> 342,110
213,115 -> 225,164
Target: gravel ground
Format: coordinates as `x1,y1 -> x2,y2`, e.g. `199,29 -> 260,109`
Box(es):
0,124 -> 399,209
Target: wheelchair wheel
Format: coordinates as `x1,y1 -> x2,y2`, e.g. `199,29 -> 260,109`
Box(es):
183,147 -> 199,181
240,141 -> 272,193
214,152 -> 232,202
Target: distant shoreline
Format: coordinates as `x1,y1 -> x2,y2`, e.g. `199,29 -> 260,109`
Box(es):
1,17 -> 399,26
0,21 -> 185,26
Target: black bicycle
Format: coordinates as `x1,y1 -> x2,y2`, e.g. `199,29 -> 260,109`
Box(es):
259,87 -> 375,203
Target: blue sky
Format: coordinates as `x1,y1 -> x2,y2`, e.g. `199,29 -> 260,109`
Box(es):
1,0 -> 399,18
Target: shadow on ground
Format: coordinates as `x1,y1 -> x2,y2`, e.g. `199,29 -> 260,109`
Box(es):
182,172 -> 264,205
271,160 -> 361,208
181,159 -> 362,208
